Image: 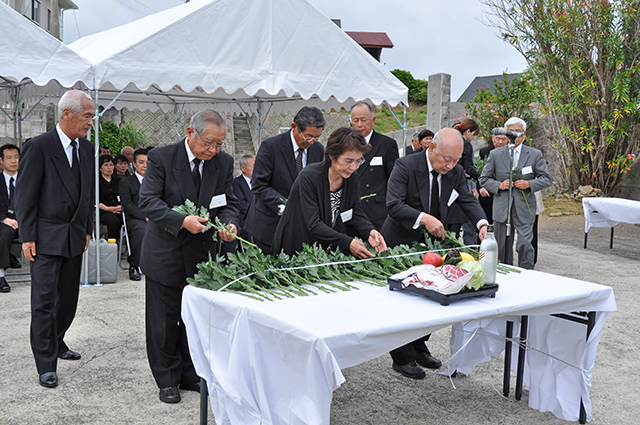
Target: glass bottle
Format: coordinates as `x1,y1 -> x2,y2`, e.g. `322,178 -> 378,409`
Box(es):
480,225 -> 498,285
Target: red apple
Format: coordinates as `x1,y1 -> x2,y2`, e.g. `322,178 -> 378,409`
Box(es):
422,252 -> 444,267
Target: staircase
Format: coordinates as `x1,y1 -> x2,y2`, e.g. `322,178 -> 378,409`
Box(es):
233,115 -> 254,157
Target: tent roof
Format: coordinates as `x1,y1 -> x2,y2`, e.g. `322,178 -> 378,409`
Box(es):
0,1 -> 93,87
67,0 -> 407,111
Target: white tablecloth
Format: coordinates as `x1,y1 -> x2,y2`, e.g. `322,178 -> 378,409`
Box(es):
582,197 -> 640,232
182,269 -> 616,425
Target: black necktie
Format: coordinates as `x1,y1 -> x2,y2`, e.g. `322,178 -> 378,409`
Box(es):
71,140 -> 81,191
8,176 -> 14,212
430,170 -> 440,220
192,158 -> 201,194
295,149 -> 304,174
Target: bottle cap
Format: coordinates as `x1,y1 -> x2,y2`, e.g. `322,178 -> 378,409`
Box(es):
107,238 -> 117,243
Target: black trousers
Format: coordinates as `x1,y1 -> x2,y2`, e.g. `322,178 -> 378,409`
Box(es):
390,335 -> 432,365
126,218 -> 146,268
0,222 -> 18,269
100,210 -> 123,240
145,276 -> 198,389
30,252 -> 82,374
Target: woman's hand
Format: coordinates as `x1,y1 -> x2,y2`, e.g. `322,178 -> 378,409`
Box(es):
368,230 -> 387,253
349,238 -> 374,259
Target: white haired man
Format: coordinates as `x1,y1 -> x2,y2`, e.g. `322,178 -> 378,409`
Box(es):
479,117 -> 552,269
16,90 -> 95,388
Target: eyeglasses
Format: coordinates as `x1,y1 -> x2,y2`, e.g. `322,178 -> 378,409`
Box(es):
194,129 -> 224,150
342,156 -> 365,167
297,127 -> 321,143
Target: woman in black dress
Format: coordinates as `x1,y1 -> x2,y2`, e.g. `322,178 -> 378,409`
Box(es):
272,127 -> 387,259
98,155 -> 123,240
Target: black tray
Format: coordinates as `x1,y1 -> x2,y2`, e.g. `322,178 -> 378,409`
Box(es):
388,278 -> 499,306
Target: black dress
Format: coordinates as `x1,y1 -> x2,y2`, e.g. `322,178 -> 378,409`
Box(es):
271,162 -> 375,256
99,174 -> 123,239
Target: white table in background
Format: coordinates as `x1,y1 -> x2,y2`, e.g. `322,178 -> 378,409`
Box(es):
582,197 -> 640,248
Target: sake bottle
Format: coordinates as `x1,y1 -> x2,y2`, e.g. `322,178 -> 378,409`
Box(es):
480,225 -> 498,285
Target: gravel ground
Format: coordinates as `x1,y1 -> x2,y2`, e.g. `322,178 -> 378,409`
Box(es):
0,211 -> 638,425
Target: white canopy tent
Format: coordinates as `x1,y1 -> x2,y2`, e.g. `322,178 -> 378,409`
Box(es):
1,0 -> 409,283
0,2 -> 93,142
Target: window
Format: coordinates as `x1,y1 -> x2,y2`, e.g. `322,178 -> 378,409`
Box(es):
31,0 -> 40,22
47,8 -> 51,31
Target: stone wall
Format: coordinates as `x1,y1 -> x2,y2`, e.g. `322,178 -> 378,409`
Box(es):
0,106 -> 49,145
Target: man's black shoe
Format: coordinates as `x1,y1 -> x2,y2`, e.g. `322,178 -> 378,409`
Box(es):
0,277 -> 10,293
129,266 -> 141,281
392,361 -> 426,379
58,350 -> 81,360
159,386 -> 181,403
180,381 -> 201,393
416,351 -> 442,369
10,255 -> 21,269
39,372 -> 58,388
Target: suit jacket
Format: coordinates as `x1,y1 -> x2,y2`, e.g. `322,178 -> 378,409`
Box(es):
404,145 -> 414,156
477,145 -> 495,208
232,174 -> 253,229
0,174 -> 15,221
381,152 -> 486,248
139,140 -> 239,287
16,128 -> 94,257
355,130 -> 399,229
119,174 -> 146,222
244,131 -> 324,245
479,144 -> 552,224
272,162 -> 374,256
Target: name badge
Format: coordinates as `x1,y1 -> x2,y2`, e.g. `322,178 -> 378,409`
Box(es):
340,209 -> 353,223
447,189 -> 459,207
209,194 -> 227,209
521,166 -> 533,175
370,156 -> 383,166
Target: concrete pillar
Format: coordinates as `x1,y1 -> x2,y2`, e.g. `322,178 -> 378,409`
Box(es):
427,73 -> 451,132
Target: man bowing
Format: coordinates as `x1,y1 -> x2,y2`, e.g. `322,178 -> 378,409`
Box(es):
139,110 -> 239,404
381,128 -> 488,379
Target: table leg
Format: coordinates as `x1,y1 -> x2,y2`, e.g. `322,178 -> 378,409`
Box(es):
610,227 -> 614,249
200,377 -> 208,425
515,315 -> 528,401
578,312 -> 597,424
583,231 -> 588,249
503,320 -> 514,397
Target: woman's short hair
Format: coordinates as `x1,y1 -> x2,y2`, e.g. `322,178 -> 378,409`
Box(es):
114,154 -> 128,165
324,127 -> 371,164
99,154 -> 114,168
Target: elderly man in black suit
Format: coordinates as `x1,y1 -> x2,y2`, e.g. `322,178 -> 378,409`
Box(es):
16,90 -> 95,388
232,154 -> 254,237
119,148 -> 148,281
381,128 -> 488,379
139,110 -> 239,404
350,101 -> 399,229
244,106 -> 325,253
0,144 -> 21,293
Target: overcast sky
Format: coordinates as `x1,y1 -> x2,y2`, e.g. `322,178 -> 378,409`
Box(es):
62,0 -> 528,100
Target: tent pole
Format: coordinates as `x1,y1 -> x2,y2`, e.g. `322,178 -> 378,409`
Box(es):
93,89 -> 101,286
402,103 -> 407,154
12,84 -> 18,144
383,100 -> 407,155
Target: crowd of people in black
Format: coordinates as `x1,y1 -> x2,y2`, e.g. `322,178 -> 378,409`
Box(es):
9,90 -> 552,402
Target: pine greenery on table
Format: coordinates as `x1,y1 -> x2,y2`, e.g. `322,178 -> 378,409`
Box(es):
187,231 -> 477,301
171,200 -> 517,301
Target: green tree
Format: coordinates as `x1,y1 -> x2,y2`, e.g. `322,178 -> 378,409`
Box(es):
390,69 -> 429,105
465,70 -> 542,144
90,120 -> 148,155
482,0 -> 640,194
